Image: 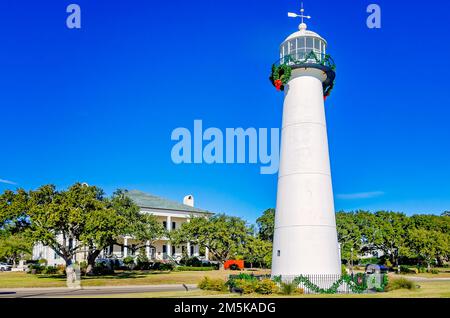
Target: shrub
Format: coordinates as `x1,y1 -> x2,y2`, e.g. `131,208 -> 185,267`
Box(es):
198,277 -> 227,292
341,264 -> 348,275
255,279 -> 278,295
38,259 -> 48,266
176,266 -> 215,271
42,266 -> 57,275
93,262 -> 114,275
185,257 -> 202,267
234,279 -> 258,294
429,269 -> 439,274
151,261 -> 174,271
232,273 -> 257,281
384,260 -> 393,268
359,257 -> 379,265
123,256 -> 135,267
79,261 -> 87,275
399,265 -> 417,274
56,264 -> 66,275
279,281 -> 297,295
386,278 -> 417,291
135,254 -> 151,270
416,266 -> 427,273
28,264 -> 43,274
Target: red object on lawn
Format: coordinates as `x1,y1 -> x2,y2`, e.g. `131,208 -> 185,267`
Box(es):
224,260 -> 244,270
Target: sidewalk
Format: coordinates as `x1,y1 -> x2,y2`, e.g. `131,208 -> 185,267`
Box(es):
0,283 -> 198,298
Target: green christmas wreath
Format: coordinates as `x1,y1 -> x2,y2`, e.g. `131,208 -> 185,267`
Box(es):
269,64 -> 292,91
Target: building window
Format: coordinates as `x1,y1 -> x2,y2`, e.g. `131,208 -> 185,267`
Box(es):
172,246 -> 176,255
162,245 -> 167,254
163,221 -> 167,229
172,221 -> 176,230
277,250 -> 281,257
54,251 -> 60,259
190,245 -> 194,256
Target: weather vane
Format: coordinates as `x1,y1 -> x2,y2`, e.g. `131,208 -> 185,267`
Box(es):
287,2 -> 311,25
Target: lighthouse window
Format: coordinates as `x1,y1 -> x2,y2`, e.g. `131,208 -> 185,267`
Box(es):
288,40 -> 296,53
314,39 -> 320,50
277,250 -> 280,257
306,37 -> 313,49
282,43 -> 288,56
297,37 -> 305,49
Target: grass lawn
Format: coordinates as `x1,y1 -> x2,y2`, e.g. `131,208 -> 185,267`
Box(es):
90,281 -> 450,298
0,269 -> 269,289
1,270 -> 449,297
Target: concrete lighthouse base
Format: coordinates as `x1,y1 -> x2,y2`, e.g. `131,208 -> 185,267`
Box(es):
271,67 -> 340,278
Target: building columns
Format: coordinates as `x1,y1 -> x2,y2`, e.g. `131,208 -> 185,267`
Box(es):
123,237 -> 128,258
166,216 -> 172,258
187,242 -> 191,257
205,246 -> 209,260
146,240 -> 150,258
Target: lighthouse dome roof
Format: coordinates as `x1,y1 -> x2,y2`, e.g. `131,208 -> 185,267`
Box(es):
283,23 -> 327,44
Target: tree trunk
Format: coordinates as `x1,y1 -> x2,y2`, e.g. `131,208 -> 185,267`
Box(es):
86,250 -> 101,275
64,258 -> 80,288
219,262 -> 225,270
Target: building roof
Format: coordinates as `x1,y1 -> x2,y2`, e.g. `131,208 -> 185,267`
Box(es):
126,190 -> 213,215
283,23 -> 327,44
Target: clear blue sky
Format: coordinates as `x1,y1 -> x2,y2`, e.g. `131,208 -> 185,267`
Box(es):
1,1 -> 449,223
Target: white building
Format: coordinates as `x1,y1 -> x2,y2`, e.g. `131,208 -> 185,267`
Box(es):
32,190 -> 213,266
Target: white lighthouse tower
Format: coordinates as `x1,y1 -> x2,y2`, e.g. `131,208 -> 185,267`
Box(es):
271,5 -> 340,277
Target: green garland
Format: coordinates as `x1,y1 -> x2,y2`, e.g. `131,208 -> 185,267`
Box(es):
269,64 -> 292,91
376,274 -> 389,292
272,51 -> 336,98
249,274 -> 388,294
292,274 -> 367,294
272,273 -> 385,294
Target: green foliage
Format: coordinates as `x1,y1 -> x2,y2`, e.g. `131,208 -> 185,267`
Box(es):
38,258 -> 48,265
341,264 -> 348,275
27,264 -> 43,274
0,185 -> 163,272
170,214 -> 251,266
233,279 -> 258,294
135,252 -> 151,270
79,261 -> 87,274
429,269 -> 439,274
359,257 -> 380,265
416,266 -> 427,273
242,235 -> 272,269
123,256 -> 135,266
256,209 -> 275,242
0,233 -> 33,266
255,279 -> 278,294
42,266 -> 57,275
180,256 -> 202,267
279,281 -> 297,295
93,262 -> 114,275
55,264 -> 66,275
151,262 -> 174,271
175,266 -> 215,271
386,278 -> 417,291
291,274 -> 368,294
407,228 -> 450,269
198,277 -> 227,292
269,64 -> 292,91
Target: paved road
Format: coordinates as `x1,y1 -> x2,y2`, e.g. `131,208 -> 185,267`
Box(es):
0,284 -> 198,298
